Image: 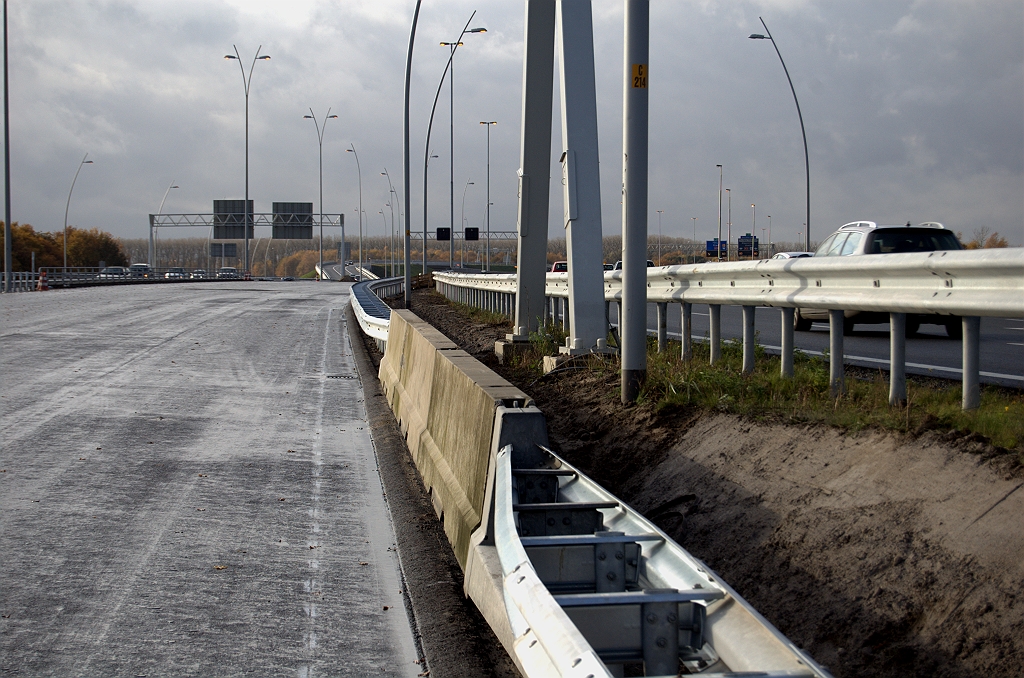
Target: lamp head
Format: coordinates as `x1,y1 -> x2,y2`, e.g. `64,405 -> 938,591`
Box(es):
469,27 -> 487,33
83,160 -> 94,164
327,115 -> 338,119
171,185 -> 179,189
224,55 -> 238,60
749,33 -> 767,40
257,55 -> 271,60
303,115 -> 313,119
716,164 -> 722,168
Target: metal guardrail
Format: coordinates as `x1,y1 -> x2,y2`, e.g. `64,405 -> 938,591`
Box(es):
488,433 -> 831,677
433,249 -> 1024,409
1,272 -> 40,292
350,277 -> 403,350
434,249 -> 1024,316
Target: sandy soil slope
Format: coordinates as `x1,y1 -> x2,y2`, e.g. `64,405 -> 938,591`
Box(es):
401,289 -> 1023,677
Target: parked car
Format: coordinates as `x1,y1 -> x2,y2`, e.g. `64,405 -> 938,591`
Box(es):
550,261 -> 568,272
771,251 -> 811,260
795,221 -> 964,337
190,269 -> 207,279
612,260 -> 655,269
216,266 -> 240,279
97,266 -> 128,280
128,263 -> 152,279
164,267 -> 187,279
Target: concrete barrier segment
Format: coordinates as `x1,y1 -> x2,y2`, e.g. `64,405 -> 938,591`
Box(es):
379,310 -> 533,569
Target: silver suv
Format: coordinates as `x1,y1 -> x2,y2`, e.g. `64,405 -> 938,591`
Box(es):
795,221 -> 963,337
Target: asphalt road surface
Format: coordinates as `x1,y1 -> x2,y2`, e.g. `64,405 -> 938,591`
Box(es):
1,282 -> 421,676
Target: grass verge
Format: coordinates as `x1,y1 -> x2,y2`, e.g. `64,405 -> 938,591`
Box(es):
439,294 -> 1024,462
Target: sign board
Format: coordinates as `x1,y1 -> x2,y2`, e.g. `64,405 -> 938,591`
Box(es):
272,202 -> 313,239
705,239 -> 727,258
210,243 -> 238,258
465,227 -> 479,241
737,235 -> 760,258
436,227 -> 451,241
213,200 -> 254,240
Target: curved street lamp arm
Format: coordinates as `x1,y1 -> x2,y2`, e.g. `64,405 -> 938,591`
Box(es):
758,17 -> 810,244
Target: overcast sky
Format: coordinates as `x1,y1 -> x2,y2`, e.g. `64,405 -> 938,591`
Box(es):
5,0 -> 1023,249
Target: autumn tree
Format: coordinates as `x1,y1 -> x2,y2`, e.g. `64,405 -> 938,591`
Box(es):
66,226 -> 129,267
2,222 -> 62,271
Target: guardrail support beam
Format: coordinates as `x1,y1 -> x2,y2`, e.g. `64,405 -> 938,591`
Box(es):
742,305 -> 755,374
681,302 -> 692,361
780,307 -> 794,377
889,312 -> 907,406
829,309 -> 845,396
656,302 -> 667,353
709,304 -> 721,365
962,316 -> 981,410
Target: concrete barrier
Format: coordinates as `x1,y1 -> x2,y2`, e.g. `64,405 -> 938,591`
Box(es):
379,310 -> 530,567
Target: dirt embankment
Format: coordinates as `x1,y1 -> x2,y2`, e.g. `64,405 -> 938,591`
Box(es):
398,288 -> 1023,678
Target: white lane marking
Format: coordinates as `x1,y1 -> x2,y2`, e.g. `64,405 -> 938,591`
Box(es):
1009,342 -> 1024,347
664,330 -> 1024,382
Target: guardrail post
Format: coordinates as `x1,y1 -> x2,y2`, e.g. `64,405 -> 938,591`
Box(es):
742,305 -> 755,374
889,312 -> 907,406
780,307 -> 794,377
829,309 -> 845,396
681,302 -> 692,361
709,304 -> 721,365
962,316 -> 981,410
656,302 -> 667,353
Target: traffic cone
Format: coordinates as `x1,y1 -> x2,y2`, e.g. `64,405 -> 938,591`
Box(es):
36,270 -> 48,291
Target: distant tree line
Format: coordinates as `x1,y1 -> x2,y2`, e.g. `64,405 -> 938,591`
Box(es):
1,222 -> 129,270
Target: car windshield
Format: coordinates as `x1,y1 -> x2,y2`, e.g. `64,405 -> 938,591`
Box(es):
867,228 -> 961,253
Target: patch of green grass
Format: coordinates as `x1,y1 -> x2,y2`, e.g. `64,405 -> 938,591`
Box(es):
644,336 -> 1023,455
431,290 -> 1023,460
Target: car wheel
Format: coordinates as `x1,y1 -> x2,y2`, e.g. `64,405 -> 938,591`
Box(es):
945,317 -> 962,339
794,310 -> 812,332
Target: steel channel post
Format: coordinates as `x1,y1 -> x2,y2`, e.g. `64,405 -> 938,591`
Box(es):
681,302 -> 693,361
656,302 -> 667,353
829,309 -> 845,396
709,304 -> 722,364
962,316 -> 981,410
889,312 -> 907,406
621,0 -> 650,401
742,305 -> 755,373
780,307 -> 795,377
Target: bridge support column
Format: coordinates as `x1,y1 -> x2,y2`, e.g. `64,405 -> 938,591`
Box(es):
709,304 -> 721,365
889,312 -> 907,406
742,305 -> 755,374
829,309 -> 845,396
780,307 -> 794,377
962,316 -> 981,410
681,302 -> 692,361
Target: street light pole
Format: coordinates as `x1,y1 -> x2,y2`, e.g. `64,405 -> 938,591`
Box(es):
346,145 -> 363,277
152,180 -> 179,268
716,164 -> 723,261
726,187 -> 731,261
304,108 -> 339,281
224,46 -> 271,278
691,216 -> 697,263
461,180 -> 474,269
656,209 -> 663,265
751,203 -> 756,260
480,121 -> 497,271
3,0 -> 11,293
767,214 -> 772,258
63,153 -> 93,269
750,18 -> 810,253
382,168 -> 399,276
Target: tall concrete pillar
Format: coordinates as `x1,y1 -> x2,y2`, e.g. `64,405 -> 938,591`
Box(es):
556,0 -> 608,355
510,0 -> 556,341
620,0 -> 650,401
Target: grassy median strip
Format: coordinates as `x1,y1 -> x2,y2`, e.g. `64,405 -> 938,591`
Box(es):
438,293 -> 1024,460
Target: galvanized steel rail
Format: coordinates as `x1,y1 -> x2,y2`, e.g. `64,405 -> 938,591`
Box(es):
433,249 -> 1024,409
349,277 -> 402,350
